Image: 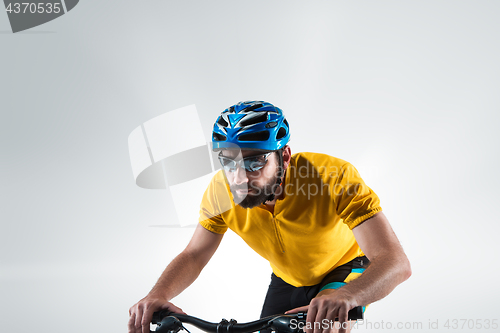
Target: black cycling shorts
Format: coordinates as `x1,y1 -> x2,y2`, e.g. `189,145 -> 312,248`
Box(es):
259,256 -> 369,321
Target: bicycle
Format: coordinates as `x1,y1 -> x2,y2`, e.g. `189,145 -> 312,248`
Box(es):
151,307 -> 364,333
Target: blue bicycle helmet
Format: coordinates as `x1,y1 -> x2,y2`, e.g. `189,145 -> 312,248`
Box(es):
212,101 -> 290,151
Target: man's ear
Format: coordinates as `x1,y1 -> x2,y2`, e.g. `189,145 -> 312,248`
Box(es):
282,145 -> 292,170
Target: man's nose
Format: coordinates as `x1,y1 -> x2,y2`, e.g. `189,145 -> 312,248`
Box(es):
233,165 -> 248,185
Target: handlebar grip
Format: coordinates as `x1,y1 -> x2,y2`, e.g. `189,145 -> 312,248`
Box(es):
347,306 -> 363,321
152,310 -> 173,325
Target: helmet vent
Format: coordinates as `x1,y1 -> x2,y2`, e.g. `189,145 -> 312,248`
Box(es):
243,103 -> 264,112
213,133 -> 227,141
240,112 -> 268,127
276,127 -> 287,140
217,117 -> 228,127
239,131 -> 270,142
283,118 -> 289,128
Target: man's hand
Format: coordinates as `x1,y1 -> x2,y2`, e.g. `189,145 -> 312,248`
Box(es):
128,295 -> 186,333
127,226 -> 223,333
286,212 -> 411,333
286,289 -> 357,333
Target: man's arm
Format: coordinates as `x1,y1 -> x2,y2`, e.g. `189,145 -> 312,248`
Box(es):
128,224 -> 224,333
287,212 -> 411,333
344,211 -> 412,306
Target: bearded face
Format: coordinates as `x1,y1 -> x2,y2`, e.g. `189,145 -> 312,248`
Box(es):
221,150 -> 281,209
229,170 -> 279,208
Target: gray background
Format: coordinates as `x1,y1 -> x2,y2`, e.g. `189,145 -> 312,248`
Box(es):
1,1 -> 499,332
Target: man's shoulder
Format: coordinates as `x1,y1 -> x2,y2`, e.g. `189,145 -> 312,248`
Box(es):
291,151 -> 350,169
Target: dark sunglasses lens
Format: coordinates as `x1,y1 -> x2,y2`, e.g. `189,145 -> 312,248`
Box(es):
244,159 -> 264,172
244,155 -> 269,172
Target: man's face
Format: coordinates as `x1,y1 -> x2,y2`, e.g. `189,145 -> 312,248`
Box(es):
220,149 -> 280,209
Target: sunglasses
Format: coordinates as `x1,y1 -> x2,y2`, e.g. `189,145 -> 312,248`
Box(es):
218,152 -> 272,173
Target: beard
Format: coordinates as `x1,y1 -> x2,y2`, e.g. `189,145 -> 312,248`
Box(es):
229,175 -> 279,209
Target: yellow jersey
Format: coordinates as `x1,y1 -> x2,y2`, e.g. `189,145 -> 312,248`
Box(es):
199,152 -> 382,287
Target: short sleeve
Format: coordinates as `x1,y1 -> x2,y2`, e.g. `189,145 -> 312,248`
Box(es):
334,163 -> 382,229
198,171 -> 230,234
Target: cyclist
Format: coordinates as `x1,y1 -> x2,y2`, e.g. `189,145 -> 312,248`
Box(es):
128,101 -> 411,333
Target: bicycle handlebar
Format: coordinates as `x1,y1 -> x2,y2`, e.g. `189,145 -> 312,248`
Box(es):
151,307 -> 363,333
